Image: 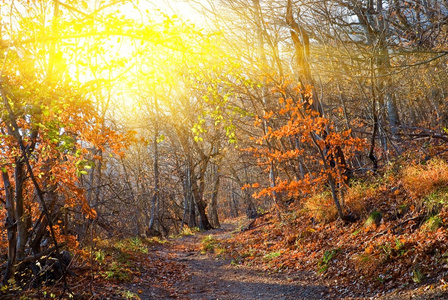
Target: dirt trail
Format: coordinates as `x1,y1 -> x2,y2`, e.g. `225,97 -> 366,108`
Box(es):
123,222 -> 448,300
132,223 -> 331,300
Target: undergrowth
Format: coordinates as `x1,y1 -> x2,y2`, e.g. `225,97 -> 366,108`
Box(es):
201,235 -> 225,255
217,157 -> 448,297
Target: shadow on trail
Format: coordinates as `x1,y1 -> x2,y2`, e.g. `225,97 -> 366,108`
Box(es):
161,222 -> 331,300
173,253 -> 329,299
130,221 -> 448,300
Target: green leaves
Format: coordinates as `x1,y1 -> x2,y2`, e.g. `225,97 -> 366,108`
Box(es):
318,249 -> 339,274
75,159 -> 93,176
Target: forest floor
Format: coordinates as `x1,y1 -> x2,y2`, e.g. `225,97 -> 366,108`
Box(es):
125,221 -> 329,300
116,218 -> 448,300
7,159 -> 448,300
9,215 -> 448,299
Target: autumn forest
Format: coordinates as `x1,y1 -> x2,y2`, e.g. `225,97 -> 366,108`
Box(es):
1,0 -> 448,299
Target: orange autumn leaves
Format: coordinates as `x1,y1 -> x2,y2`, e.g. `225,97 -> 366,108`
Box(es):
245,83 -> 366,200
0,85 -> 129,254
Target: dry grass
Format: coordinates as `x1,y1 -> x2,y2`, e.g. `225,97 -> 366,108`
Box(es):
401,159 -> 448,199
343,182 -> 377,217
303,182 -> 375,222
303,192 -> 338,223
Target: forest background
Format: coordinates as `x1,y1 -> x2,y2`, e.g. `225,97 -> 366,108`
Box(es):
1,0 -> 448,298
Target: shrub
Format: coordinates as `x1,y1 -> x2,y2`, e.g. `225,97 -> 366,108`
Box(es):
303,192 -> 338,223
94,250 -> 105,265
104,262 -> 131,282
201,235 -> 225,255
318,249 -> 338,274
180,225 -> 200,236
114,238 -> 148,254
423,189 -> 448,215
412,267 -> 424,283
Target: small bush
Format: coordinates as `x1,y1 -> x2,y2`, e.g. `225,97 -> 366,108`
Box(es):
303,192 -> 338,223
121,290 -> 139,299
94,250 -> 105,265
412,267 -> 424,283
394,238 -> 407,256
201,235 -> 225,255
104,262 -> 131,282
424,189 -> 448,215
201,235 -> 215,252
114,238 -> 148,254
180,225 -> 200,236
318,249 -> 338,274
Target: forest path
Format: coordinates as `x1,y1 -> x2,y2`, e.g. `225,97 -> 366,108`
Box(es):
133,221 -> 331,300
122,221 -> 448,300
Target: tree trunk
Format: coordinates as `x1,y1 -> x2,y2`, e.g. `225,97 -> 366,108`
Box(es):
244,190 -> 258,219
188,191 -> 196,228
148,130 -> 159,231
378,47 -> 400,141
286,0 -> 350,216
311,132 -> 345,220
192,173 -> 213,230
182,159 -> 197,228
14,158 -> 28,260
2,170 -> 16,284
149,97 -> 160,232
230,190 -> 238,218
286,0 -> 322,115
253,0 -> 283,211
208,162 -> 220,228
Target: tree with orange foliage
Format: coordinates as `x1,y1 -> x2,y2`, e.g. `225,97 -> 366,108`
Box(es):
0,71 -> 128,285
0,0 -> 129,288
247,82 -> 366,220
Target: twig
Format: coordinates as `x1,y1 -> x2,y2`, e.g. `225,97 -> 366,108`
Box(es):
371,215 -> 423,239
16,243 -> 67,265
